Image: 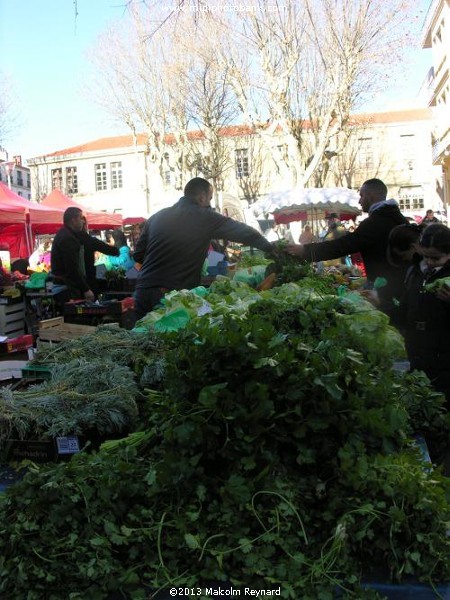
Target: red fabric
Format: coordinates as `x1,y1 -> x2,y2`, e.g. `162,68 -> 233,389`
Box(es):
0,226 -> 30,259
123,216 -> 146,226
0,182 -> 64,232
41,190 -> 123,230
273,210 -> 359,225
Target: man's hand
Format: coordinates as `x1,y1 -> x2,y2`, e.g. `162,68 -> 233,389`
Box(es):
358,289 -> 380,307
284,244 -> 305,258
436,286 -> 450,302
84,289 -> 95,302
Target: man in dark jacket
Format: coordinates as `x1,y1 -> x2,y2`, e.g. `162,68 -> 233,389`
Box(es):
51,207 -> 95,301
133,177 -> 275,320
286,178 -> 408,313
79,216 -> 119,294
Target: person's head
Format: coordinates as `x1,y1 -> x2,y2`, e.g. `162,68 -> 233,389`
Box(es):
108,229 -> 128,248
63,207 -> 84,232
40,235 -> 52,252
418,223 -> 450,268
326,213 -> 340,227
359,178 -> 388,213
304,225 -> 311,232
184,177 -> 213,208
424,209 -> 435,220
387,223 -> 421,266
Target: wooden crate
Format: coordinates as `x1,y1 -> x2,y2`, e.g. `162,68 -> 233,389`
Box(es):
0,302 -> 25,337
38,317 -> 97,343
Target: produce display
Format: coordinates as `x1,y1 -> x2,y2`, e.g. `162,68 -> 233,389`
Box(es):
424,277 -> 450,293
0,272 -> 450,600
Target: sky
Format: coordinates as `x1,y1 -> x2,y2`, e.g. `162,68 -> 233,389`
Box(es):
0,0 -> 435,165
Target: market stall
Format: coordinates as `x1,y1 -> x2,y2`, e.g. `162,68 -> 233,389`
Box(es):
252,186 -> 361,236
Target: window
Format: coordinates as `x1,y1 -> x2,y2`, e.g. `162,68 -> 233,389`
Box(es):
17,171 -> 23,186
235,148 -> 249,178
357,138 -> 373,170
51,168 -> 62,190
164,170 -> 171,185
95,163 -> 107,191
400,134 -> 416,169
65,167 -> 78,194
26,173 -> 30,188
398,186 -> 424,212
110,162 -> 123,189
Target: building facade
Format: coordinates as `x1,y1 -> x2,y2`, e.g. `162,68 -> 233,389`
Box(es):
27,108 -> 442,223
422,0 -> 450,210
0,148 -> 31,199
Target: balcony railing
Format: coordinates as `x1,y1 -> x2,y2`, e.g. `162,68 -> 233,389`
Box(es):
432,128 -> 450,164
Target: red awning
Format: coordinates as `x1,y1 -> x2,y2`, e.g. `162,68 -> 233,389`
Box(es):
123,216 -> 146,226
41,190 -> 122,230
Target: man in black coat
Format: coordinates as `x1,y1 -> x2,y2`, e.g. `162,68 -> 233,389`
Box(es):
51,207 -> 95,301
286,178 -> 408,313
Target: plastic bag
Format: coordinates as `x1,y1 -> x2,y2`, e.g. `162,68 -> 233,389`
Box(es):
152,308 -> 191,332
233,265 -> 267,288
24,272 -> 48,290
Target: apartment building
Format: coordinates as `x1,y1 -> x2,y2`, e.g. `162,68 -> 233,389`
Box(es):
27,108 -> 442,222
0,148 -> 31,199
27,135 -> 150,218
422,0 -> 450,209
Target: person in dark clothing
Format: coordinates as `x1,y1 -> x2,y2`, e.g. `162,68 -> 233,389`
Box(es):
396,223 -> 450,405
133,177 -> 275,320
387,223 -> 422,270
50,207 -> 95,301
286,178 -> 408,314
421,209 -> 439,226
79,217 -> 119,293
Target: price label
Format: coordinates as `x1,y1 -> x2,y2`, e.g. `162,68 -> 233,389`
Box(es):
56,436 -> 80,455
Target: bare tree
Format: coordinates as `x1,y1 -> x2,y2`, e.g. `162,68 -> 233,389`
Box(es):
86,5 -> 177,207
88,0 -> 420,199
0,73 -> 19,147
209,0 -> 417,188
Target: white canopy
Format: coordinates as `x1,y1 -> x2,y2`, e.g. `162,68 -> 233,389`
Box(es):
252,187 -> 361,224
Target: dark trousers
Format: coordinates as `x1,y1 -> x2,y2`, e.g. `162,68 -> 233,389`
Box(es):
133,287 -> 168,322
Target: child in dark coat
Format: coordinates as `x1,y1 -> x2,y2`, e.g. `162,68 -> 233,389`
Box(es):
398,223 -> 450,406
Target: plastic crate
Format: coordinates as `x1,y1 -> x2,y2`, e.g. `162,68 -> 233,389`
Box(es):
0,334 -> 33,354
361,581 -> 450,599
0,464 -> 27,494
64,297 -> 134,316
21,364 -> 53,380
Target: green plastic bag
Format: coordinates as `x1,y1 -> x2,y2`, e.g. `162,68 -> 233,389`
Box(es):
24,272 -> 48,290
152,308 -> 191,332
233,265 -> 267,288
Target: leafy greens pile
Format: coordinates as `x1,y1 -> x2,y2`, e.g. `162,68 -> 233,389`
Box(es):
0,282 -> 450,599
